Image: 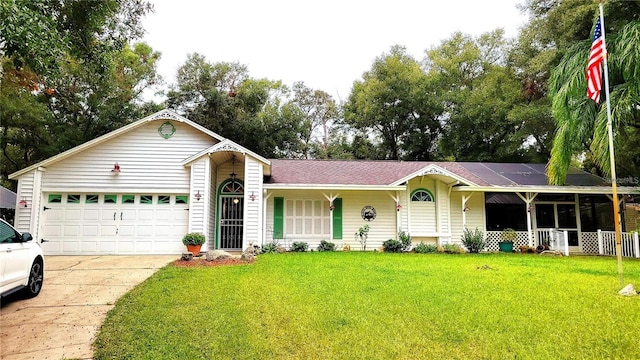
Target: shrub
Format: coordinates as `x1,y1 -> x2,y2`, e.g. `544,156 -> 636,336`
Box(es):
354,224 -> 370,250
441,243 -> 464,254
317,240 -> 336,252
398,231 -> 412,251
460,228 -> 486,253
182,232 -> 206,245
413,242 -> 438,253
291,241 -> 308,252
382,239 -> 403,253
261,241 -> 280,254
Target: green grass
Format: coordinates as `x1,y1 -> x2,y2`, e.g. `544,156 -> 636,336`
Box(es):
94,253 -> 640,359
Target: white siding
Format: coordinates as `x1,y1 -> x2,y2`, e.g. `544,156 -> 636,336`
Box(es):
407,177 -> 438,236
243,156 -> 263,248
189,159 -> 208,239
14,169 -> 43,237
437,181 -> 450,234
449,192 -> 486,244
207,161 -> 217,251
265,189 -> 398,251
40,121 -> 217,193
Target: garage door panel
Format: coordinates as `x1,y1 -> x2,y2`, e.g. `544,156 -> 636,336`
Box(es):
46,209 -> 64,221
81,240 -> 98,253
83,209 -> 100,220
119,225 -> 135,236
101,225 -> 118,236
138,210 -> 154,220
99,241 -> 116,253
62,241 -> 81,253
65,209 -> 82,220
117,241 -> 135,253
83,225 -> 99,236
63,225 -> 80,236
137,225 -> 154,236
121,210 -> 136,221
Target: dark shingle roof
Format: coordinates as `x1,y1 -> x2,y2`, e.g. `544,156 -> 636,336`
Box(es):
266,159 -> 607,187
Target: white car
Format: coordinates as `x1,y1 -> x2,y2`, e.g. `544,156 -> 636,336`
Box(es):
0,218 -> 44,298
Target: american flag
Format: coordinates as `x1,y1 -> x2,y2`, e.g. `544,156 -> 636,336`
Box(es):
587,18 -> 604,103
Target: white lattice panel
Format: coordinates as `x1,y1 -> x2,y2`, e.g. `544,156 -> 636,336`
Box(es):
485,231 -> 529,252
581,232 -> 599,253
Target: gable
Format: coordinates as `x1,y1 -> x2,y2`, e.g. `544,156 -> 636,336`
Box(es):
9,109 -> 224,179
38,120 -> 218,192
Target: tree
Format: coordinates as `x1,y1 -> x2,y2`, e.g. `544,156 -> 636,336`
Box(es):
0,0 -> 159,188
344,45 -> 440,160
547,1 -> 640,184
290,82 -> 339,159
426,30 -> 527,162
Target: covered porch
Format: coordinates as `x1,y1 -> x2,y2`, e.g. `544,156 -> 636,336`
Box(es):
476,187 -> 639,257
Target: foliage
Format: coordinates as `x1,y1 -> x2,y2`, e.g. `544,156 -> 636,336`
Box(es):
261,241 -> 280,254
344,45 -> 442,160
398,231 -> 412,251
460,228 -> 486,253
354,224 -> 370,251
290,241 -> 308,252
0,1 -> 160,189
545,1 -> 640,184
440,243 -> 464,254
382,239 -> 403,253
501,228 -> 518,243
413,242 -> 438,253
94,253 -> 640,359
317,240 -> 336,252
181,233 -> 205,246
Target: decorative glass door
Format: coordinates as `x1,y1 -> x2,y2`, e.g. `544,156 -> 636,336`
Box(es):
219,196 -> 243,249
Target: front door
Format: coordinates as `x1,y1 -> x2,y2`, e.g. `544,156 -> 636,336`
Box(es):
219,196 -> 243,249
535,203 -> 580,251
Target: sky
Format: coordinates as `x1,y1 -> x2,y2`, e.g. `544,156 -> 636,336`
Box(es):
141,0 -> 530,102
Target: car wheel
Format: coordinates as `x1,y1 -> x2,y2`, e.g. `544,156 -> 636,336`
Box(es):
23,259 -> 44,298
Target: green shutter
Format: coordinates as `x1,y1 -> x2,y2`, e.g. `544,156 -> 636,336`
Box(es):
273,197 -> 284,239
332,198 -> 343,239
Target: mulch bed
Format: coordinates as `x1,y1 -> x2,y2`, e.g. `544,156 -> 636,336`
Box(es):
172,257 -> 253,267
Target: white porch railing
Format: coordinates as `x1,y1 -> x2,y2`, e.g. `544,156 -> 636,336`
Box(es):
535,229 -> 570,256
485,231 -> 529,252
598,230 -> 640,258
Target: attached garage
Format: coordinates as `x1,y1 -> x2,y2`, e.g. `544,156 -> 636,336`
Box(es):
40,193 -> 189,254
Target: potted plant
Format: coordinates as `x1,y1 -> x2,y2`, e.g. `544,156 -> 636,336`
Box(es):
499,228 -> 517,252
182,232 -> 205,255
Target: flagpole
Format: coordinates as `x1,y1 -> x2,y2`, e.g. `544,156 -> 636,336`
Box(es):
598,2 -> 624,287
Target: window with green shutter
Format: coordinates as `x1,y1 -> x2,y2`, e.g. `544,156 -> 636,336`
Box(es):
332,198 -> 343,239
273,197 -> 284,239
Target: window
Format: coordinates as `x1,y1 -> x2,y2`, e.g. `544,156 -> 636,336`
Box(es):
158,195 -> 170,204
221,180 -> 243,194
411,189 -> 434,202
48,194 -> 62,203
285,199 -> 330,236
140,195 -> 153,204
122,195 -> 135,204
104,195 -> 117,204
67,195 -> 81,204
176,195 -> 188,204
485,193 -> 527,231
579,195 -> 614,231
85,195 -> 99,204
0,221 -> 18,243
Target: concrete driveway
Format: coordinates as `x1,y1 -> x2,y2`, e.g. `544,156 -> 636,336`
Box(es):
0,255 -> 176,360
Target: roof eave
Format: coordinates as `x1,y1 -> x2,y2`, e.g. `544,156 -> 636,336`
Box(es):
451,185 -> 639,195
390,164 -> 477,186
263,184 -> 406,191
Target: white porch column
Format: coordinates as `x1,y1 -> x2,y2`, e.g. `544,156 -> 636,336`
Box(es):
323,192 -> 339,242
262,190 -> 272,247
516,192 -> 538,247
461,193 -> 473,229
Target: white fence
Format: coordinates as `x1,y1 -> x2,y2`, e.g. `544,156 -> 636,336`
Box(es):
598,230 -> 640,258
535,229 -> 570,256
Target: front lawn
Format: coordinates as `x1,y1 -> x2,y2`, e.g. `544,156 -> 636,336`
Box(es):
94,252 -> 640,359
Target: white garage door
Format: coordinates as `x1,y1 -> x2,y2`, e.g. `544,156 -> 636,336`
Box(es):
40,193 -> 189,255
